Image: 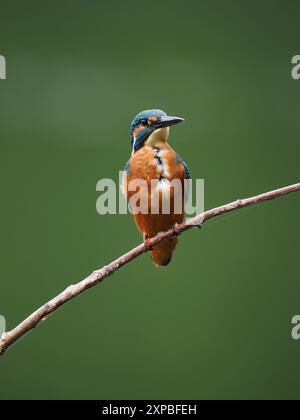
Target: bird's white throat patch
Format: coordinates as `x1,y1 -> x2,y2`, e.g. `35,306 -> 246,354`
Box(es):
145,127 -> 170,147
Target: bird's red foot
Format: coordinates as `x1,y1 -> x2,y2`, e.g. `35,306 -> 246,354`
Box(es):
143,234 -> 153,251
172,223 -> 181,236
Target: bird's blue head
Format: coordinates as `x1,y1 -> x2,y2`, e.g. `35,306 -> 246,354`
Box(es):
130,109 -> 184,152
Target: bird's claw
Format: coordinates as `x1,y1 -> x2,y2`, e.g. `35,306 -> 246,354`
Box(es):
172,223 -> 181,236
143,235 -> 153,251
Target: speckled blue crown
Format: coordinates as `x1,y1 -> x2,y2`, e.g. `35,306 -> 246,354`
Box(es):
130,109 -> 166,133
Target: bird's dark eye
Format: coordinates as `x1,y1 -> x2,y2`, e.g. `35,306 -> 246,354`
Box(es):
141,119 -> 148,126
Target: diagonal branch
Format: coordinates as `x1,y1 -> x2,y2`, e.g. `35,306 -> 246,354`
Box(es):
1,182 -> 300,356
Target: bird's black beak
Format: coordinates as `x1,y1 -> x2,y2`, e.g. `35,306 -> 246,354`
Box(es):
153,115 -> 184,129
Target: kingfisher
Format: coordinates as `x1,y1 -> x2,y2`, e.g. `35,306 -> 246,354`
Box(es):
122,109 -> 190,267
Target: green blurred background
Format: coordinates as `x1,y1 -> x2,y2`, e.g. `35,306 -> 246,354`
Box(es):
0,0 -> 299,400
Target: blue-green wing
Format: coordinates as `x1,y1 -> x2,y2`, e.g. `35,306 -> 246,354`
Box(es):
176,154 -> 190,204
124,160 -> 131,176
176,154 -> 191,179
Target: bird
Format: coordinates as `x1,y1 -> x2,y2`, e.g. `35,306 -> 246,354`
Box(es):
122,109 -> 190,267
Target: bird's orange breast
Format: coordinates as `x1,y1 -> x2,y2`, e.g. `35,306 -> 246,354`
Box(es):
123,143 -> 188,266
123,143 -> 186,234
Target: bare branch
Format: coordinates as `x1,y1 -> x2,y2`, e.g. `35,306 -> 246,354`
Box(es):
0,182 -> 299,356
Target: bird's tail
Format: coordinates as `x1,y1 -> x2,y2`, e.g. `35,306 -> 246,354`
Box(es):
150,237 -> 178,267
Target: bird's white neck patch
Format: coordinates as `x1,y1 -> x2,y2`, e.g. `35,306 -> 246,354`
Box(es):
131,137 -> 137,155
145,127 -> 169,147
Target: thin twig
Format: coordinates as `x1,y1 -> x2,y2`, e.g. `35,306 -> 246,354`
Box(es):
0,182 -> 299,356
